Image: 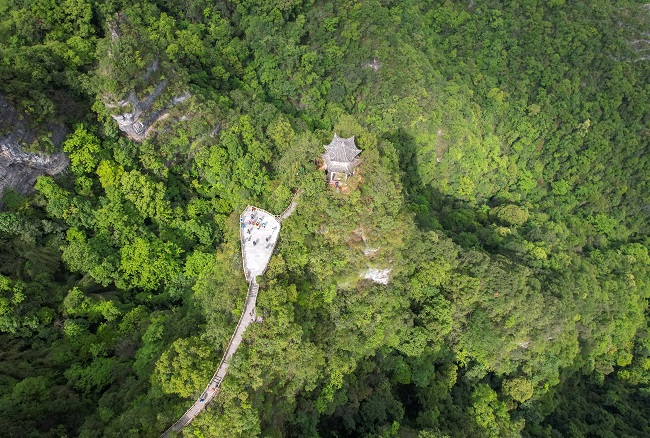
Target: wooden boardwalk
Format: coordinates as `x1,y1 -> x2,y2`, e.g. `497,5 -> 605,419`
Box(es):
161,281 -> 260,437
161,196 -> 299,437
278,189 -> 302,222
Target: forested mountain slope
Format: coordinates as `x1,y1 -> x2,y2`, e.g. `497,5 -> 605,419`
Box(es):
0,1 -> 648,437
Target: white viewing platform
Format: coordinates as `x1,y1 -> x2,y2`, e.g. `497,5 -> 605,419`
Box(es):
240,206 -> 281,282
161,197 -> 301,438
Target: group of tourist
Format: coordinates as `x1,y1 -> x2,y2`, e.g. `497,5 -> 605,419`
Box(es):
240,207 -> 277,250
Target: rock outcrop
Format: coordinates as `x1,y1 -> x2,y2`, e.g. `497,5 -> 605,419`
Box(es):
362,267 -> 392,285
616,3 -> 650,62
0,95 -> 68,200
104,79 -> 190,142
100,16 -> 191,142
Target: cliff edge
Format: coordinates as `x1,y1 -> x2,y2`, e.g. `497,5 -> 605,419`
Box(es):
0,95 -> 68,199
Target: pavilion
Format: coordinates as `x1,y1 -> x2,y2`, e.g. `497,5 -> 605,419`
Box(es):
321,134 -> 361,182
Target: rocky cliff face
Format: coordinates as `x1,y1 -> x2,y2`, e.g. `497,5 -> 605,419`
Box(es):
100,17 -> 191,143
0,95 -> 68,199
102,56 -> 191,142
104,78 -> 190,142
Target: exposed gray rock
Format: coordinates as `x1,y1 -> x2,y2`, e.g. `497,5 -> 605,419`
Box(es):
100,14 -> 193,142
0,95 -> 68,200
615,3 -> 650,62
364,57 -> 380,71
362,267 -> 392,285
363,246 -> 380,256
103,64 -> 191,142
359,230 -> 379,256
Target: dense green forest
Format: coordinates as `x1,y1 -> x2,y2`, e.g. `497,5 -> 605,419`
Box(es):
1,0 -> 649,436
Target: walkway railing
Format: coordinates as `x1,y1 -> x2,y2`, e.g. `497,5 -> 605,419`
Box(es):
161,195 -> 299,437
161,280 -> 259,436
277,189 -> 302,222
205,281 -> 259,389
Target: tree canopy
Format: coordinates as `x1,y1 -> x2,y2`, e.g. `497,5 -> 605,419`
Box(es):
0,0 -> 648,437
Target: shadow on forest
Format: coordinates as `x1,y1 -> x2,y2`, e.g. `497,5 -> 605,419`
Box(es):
389,129 -> 535,264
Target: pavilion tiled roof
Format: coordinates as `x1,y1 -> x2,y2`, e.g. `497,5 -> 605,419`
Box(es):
323,134 -> 361,162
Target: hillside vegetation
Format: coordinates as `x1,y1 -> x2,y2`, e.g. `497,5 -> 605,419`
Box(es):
0,1 -> 648,437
